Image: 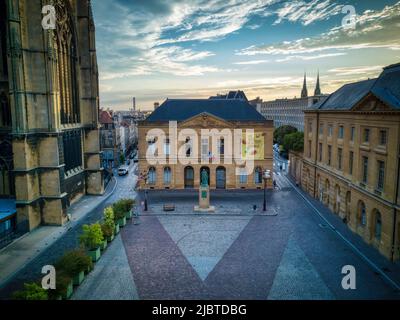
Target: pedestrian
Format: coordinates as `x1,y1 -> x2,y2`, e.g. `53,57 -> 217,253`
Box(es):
273,180 -> 277,189
279,164 -> 282,171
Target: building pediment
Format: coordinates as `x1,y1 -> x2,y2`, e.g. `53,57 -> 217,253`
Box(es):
179,112 -> 234,129
352,93 -> 394,112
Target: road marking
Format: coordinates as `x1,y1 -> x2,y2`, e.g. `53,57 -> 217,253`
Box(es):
282,174 -> 400,291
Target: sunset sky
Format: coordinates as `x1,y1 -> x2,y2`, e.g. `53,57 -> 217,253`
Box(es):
91,0 -> 400,111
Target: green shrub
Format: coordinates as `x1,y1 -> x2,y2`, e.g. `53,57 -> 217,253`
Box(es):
122,198 -> 135,212
12,282 -> 48,300
103,206 -> 114,222
112,201 -> 127,221
101,222 -> 114,238
55,249 -> 93,277
79,223 -> 104,251
48,272 -> 72,300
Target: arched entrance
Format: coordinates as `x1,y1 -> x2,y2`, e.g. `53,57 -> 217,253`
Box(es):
345,191 -> 351,223
184,166 -> 194,189
334,185 -> 341,215
216,167 -> 226,189
200,167 -> 210,186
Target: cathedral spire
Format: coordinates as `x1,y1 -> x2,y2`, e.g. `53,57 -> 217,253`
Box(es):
301,72 -> 308,98
314,70 -> 321,96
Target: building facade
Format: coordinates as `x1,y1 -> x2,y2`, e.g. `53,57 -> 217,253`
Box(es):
0,0 -> 103,236
138,99 -> 274,190
261,73 -> 328,131
290,63 -> 400,261
100,110 -> 120,169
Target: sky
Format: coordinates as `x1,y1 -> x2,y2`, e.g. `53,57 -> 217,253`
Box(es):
91,0 -> 400,111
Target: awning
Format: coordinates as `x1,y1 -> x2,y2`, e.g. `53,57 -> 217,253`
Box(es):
0,199 -> 17,222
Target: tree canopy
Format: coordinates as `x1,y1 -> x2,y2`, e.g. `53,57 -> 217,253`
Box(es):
274,125 -> 298,145
283,132 -> 304,153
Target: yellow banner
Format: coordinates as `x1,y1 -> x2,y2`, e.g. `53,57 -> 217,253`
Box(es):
242,132 -> 264,160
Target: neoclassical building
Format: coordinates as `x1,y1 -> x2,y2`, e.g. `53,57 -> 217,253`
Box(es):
261,73 -> 328,131
138,99 -> 274,190
0,0 -> 103,238
290,63 -> 400,261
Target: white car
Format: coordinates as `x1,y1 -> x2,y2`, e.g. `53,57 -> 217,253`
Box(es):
118,167 -> 129,176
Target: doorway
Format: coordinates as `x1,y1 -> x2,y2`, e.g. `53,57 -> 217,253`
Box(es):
216,167 -> 226,189
184,166 -> 194,189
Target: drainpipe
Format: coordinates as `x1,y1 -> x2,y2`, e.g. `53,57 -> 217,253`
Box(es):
392,139 -> 400,262
313,111 -> 320,199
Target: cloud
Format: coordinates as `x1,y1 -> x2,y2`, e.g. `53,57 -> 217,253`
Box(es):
275,52 -> 347,62
233,59 -> 270,65
237,2 -> 400,56
273,0 -> 343,26
327,65 -> 384,77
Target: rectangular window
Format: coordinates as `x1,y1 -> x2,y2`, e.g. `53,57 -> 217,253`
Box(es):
338,126 -> 344,139
63,130 -> 82,172
308,140 -> 312,158
379,130 -> 387,146
201,138 -> 209,161
319,123 -> 324,135
349,151 -> 354,175
328,145 -> 332,166
164,138 -> 170,156
364,128 -> 370,143
328,125 -> 333,137
239,169 -> 248,184
350,127 -> 355,142
377,160 -> 385,191
219,138 -> 225,156
319,143 -> 323,162
308,121 -> 313,133
362,156 -> 369,183
338,148 -> 343,170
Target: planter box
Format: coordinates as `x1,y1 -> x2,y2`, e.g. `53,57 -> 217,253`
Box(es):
88,247 -> 101,262
86,265 -> 93,275
118,217 -> 127,227
107,234 -> 114,243
100,240 -> 107,251
114,224 -> 120,235
73,271 -> 85,286
126,211 -> 133,220
62,281 -> 73,300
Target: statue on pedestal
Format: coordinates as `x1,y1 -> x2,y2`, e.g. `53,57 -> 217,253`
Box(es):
201,169 -> 209,187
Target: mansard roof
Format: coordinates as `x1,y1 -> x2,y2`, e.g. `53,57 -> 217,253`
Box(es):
144,99 -> 266,122
313,62 -> 400,111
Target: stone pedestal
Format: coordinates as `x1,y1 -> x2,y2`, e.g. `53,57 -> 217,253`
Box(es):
194,185 -> 215,212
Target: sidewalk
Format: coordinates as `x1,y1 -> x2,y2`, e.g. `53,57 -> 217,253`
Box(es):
0,178 -> 117,288
284,173 -> 400,291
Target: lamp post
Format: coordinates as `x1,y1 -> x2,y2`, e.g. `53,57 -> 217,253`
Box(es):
263,169 -> 271,212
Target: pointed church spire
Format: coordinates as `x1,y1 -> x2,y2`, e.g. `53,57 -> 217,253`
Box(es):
314,70 -> 321,96
301,72 -> 308,98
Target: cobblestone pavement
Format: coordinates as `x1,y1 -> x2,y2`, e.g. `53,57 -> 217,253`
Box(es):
2,163 -> 400,300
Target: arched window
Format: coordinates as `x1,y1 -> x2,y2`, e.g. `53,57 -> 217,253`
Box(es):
54,1 -> 80,124
163,167 -> 171,185
358,201 -> 367,227
254,167 -> 262,184
148,167 -> 156,185
374,211 -> 382,241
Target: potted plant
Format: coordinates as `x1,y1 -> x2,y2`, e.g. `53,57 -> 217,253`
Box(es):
113,200 -> 127,227
12,282 -> 48,300
123,199 -> 135,219
55,249 -> 93,286
79,223 -> 104,262
48,272 -> 73,300
102,207 -> 115,242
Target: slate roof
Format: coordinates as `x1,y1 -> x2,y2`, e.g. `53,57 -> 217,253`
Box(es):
99,110 -> 114,124
313,62 -> 400,111
145,99 -> 266,122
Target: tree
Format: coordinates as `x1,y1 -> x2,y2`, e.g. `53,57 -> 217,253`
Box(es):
119,153 -> 125,164
274,125 -> 298,145
283,132 -> 304,153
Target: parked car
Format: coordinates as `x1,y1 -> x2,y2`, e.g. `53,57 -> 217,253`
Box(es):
126,160 -> 131,165
133,156 -> 139,164
118,167 -> 129,176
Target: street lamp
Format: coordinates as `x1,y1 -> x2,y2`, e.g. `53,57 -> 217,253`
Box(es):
263,169 -> 271,212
